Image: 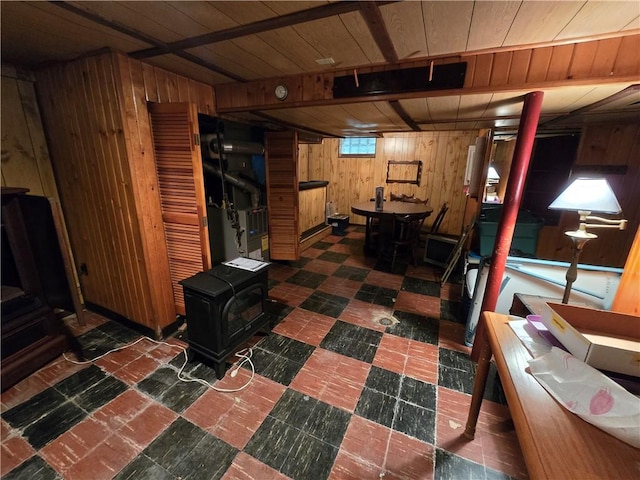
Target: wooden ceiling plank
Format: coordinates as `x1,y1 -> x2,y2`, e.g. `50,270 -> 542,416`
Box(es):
358,1 -> 398,63
380,1 -> 429,59
556,1 -> 640,40
542,84 -> 640,126
504,1 -> 584,47
131,1 -> 399,59
466,1 -> 521,51
338,10 -> 386,64
1,2 -> 148,65
422,1 -> 474,55
57,1 -> 244,81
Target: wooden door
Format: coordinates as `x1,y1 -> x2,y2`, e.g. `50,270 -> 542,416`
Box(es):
148,102 -> 211,315
265,131 -> 300,260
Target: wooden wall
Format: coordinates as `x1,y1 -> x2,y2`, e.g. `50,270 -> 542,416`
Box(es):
1,65 -> 59,198
36,51 -> 216,335
305,131 -> 480,236
536,123 -> 640,268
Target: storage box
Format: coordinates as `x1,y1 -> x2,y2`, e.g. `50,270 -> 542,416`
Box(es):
478,208 -> 543,256
540,302 -> 640,377
328,214 -> 349,235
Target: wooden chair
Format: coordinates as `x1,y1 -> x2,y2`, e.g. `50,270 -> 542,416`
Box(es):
430,202 -> 449,234
388,213 -> 428,269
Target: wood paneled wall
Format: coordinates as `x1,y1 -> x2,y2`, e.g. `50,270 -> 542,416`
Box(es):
1,65 -> 59,199
36,51 -> 216,335
536,123 -> 640,268
304,131 -> 480,236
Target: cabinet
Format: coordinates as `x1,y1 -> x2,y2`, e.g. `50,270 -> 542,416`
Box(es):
1,188 -> 69,391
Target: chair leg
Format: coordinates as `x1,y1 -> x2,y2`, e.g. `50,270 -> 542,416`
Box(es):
391,245 -> 398,270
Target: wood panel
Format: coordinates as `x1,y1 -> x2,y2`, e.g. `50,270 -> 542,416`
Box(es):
309,131 -> 479,236
265,131 -> 299,260
534,123 -> 640,269
148,102 -> 211,316
36,50 -> 217,335
611,226 -> 640,315
299,186 -> 326,234
1,68 -> 58,198
36,54 -> 152,327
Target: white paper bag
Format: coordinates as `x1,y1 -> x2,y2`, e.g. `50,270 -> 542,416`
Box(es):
528,347 -> 640,448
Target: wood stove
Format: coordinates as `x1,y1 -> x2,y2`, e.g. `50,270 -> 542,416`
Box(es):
179,264 -> 270,379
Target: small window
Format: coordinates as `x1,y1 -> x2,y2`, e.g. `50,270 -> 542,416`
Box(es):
339,137 -> 377,157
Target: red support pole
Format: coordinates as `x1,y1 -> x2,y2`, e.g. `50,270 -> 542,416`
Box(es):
470,91 -> 544,362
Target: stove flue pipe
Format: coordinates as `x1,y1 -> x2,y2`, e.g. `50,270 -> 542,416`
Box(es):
203,160 -> 260,208
202,134 -> 264,156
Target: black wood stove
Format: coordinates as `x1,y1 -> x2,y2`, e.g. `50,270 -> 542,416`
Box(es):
179,263 -> 270,379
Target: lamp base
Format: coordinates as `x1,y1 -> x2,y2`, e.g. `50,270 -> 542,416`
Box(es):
562,231 -> 596,304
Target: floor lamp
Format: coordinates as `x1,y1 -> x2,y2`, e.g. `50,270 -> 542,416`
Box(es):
548,178 -> 627,304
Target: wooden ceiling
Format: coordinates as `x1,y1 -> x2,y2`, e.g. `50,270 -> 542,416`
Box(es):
2,1 -> 639,137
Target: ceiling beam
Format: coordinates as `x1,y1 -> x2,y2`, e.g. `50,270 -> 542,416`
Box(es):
389,101 -> 420,131
358,2 -> 398,63
541,84 -> 640,127
51,1 -> 246,81
249,111 -> 339,139
131,1 -> 400,60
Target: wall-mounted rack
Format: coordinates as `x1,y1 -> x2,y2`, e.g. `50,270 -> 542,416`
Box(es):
386,160 -> 422,185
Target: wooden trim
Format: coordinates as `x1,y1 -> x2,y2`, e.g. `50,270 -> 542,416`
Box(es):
48,198 -> 85,325
215,34 -> 640,113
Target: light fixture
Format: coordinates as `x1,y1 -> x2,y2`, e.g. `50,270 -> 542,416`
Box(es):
484,165 -> 501,203
548,178 -> 627,303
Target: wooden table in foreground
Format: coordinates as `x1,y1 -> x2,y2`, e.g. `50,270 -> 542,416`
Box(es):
465,312 -> 639,480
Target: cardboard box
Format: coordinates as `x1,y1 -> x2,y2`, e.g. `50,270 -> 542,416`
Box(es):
541,302 -> 640,377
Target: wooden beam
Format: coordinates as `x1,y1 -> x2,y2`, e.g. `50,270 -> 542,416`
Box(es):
215,34 -> 640,113
542,84 -> 640,127
52,1 -> 246,81
131,1 -> 401,59
389,100 -> 420,131
250,111 -> 339,139
358,1 -> 398,64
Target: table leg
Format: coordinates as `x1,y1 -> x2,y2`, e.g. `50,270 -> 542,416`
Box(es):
363,217 -> 373,255
464,332 -> 493,439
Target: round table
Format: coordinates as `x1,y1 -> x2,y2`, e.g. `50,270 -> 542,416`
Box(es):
351,201 -> 433,255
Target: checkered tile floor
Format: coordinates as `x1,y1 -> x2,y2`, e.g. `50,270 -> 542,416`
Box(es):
1,226 -> 528,480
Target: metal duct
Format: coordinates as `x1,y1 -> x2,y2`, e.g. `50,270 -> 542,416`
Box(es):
202,134 -> 264,155
203,160 -> 260,208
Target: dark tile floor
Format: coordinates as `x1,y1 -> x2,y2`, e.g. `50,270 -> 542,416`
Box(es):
1,226 -> 528,480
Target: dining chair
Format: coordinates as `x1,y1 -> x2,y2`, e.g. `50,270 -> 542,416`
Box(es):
388,212 -> 428,269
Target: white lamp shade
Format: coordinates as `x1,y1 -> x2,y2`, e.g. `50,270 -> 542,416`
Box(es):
487,166 -> 500,181
549,178 -> 622,213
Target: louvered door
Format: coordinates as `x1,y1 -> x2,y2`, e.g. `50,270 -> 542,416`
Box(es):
265,131 -> 300,260
148,102 -> 211,315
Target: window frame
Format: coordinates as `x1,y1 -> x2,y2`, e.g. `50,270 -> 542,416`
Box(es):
338,137 -> 377,157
